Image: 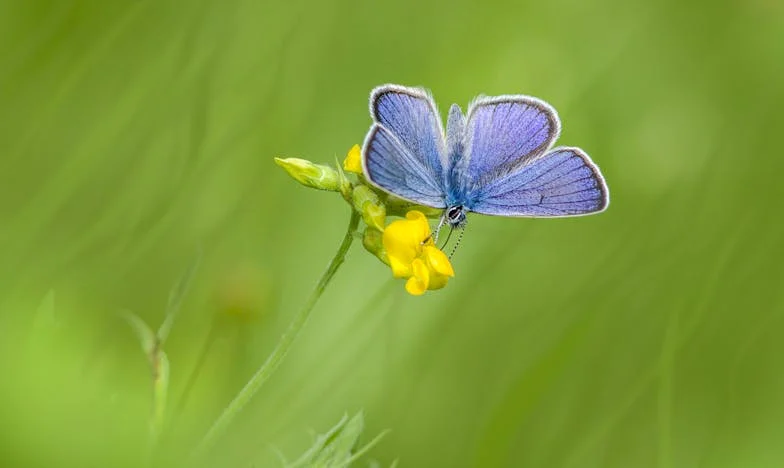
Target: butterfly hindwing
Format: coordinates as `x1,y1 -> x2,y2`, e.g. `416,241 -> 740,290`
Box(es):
469,147 -> 609,217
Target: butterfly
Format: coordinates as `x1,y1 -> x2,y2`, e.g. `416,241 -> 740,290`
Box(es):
361,84 -> 609,234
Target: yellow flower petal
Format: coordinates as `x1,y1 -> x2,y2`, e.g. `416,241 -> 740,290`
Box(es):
405,210 -> 425,221
405,210 -> 432,243
405,276 -> 427,296
343,144 -> 363,174
388,255 -> 412,278
423,245 -> 455,277
427,273 -> 449,291
411,258 -> 430,291
381,210 -> 453,296
383,214 -> 427,269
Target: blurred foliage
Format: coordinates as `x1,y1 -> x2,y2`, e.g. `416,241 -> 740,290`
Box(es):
1,0 -> 783,467
284,411 -> 390,468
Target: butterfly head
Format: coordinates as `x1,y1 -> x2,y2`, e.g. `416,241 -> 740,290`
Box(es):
444,205 -> 467,228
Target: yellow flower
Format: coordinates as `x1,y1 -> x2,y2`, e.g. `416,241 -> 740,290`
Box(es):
343,144 -> 363,174
382,211 -> 455,296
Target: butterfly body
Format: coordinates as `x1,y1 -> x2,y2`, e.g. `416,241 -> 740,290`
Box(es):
362,84 -> 609,229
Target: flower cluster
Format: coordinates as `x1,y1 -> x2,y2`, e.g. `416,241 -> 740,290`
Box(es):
382,211 -> 454,295
275,145 -> 454,295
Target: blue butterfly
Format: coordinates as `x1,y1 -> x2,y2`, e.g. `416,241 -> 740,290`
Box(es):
361,84 -> 609,232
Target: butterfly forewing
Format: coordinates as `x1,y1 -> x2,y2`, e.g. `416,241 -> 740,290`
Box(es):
363,125 -> 446,207
362,85 -> 448,208
456,96 -> 561,189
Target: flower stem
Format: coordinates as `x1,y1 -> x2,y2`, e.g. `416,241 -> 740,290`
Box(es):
195,210 -> 361,454
172,316 -> 220,422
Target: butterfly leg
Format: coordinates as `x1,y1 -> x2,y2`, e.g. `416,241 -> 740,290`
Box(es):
438,225 -> 454,250
432,214 -> 447,244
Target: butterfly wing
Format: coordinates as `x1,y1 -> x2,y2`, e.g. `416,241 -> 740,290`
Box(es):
469,147 -> 609,217
362,84 -> 447,208
454,95 -> 561,188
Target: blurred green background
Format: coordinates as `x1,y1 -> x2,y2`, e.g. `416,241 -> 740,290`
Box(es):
1,0 -> 783,466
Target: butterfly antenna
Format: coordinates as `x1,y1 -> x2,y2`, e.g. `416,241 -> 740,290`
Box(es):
438,226 -> 454,250
449,228 -> 465,259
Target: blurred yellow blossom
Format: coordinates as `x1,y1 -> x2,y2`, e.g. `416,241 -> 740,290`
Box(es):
216,262 -> 272,323
382,210 -> 454,295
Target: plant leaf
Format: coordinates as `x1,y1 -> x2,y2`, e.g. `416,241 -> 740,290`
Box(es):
157,251 -> 201,343
119,309 -> 157,357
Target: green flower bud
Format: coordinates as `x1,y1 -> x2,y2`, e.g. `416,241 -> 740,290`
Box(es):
363,203 -> 386,232
352,184 -> 386,231
362,226 -> 388,265
335,158 -> 354,202
274,157 -> 341,191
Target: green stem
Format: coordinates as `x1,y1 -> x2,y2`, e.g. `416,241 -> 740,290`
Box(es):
195,210 -> 361,454
172,316 -> 220,423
